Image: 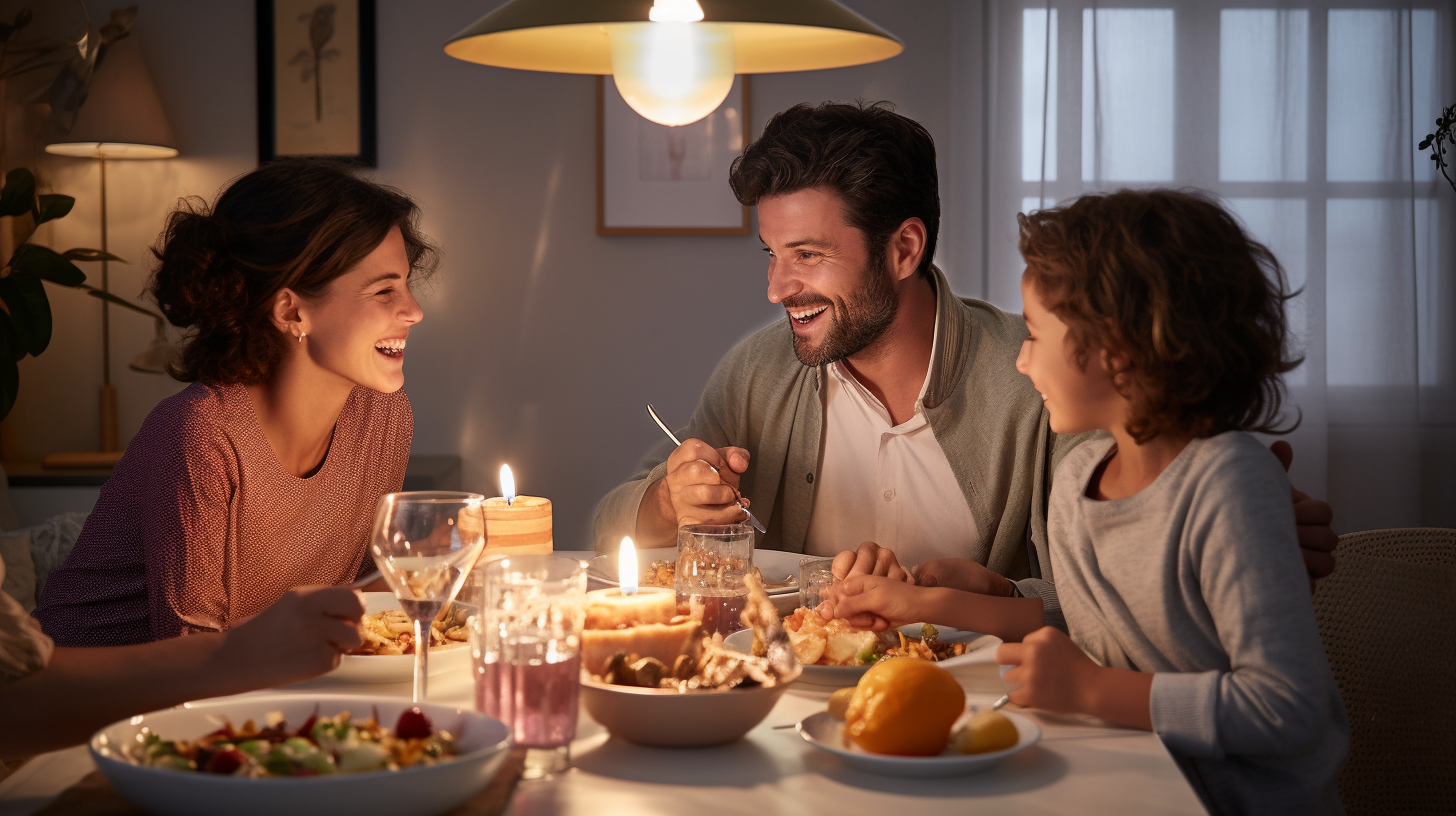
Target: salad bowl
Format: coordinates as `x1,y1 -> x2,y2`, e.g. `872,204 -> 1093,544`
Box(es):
90,694 -> 511,816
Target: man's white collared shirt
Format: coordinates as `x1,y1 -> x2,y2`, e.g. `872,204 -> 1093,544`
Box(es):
804,319 -> 981,566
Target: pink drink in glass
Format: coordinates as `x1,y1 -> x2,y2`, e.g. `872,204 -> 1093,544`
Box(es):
476,644 -> 580,749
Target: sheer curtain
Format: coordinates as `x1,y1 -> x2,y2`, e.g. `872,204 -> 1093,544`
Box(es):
967,0 -> 1454,532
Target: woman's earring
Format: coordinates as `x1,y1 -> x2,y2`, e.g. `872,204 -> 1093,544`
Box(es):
298,331 -> 307,343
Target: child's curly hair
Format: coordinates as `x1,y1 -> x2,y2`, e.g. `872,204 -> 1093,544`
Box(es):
1018,188 -> 1301,443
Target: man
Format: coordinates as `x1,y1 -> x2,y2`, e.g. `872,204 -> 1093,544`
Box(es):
592,102 -> 1335,624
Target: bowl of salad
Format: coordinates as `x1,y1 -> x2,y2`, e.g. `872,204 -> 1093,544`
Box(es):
90,694 -> 511,816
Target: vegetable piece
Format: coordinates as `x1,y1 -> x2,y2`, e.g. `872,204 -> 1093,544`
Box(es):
202,748 -> 247,775
395,707 -> 433,741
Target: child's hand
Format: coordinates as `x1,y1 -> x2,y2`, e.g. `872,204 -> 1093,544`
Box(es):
994,626 -> 1100,714
816,573 -> 928,630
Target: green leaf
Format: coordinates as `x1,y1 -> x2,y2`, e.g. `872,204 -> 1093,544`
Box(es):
0,168 -> 34,217
9,245 -> 86,286
0,310 -> 26,362
80,286 -> 163,320
0,273 -> 51,356
0,334 -> 18,421
34,194 -> 74,225
62,248 -> 127,263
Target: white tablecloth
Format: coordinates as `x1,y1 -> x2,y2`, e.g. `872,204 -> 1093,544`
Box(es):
0,552 -> 1206,815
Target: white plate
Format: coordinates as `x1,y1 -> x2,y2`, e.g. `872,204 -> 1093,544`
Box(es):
722,624 -> 1000,687
586,547 -> 801,595
90,694 -> 511,816
326,593 -> 473,684
797,709 -> 1040,778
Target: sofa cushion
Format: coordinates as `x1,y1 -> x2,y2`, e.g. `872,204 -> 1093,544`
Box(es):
0,528 -> 35,612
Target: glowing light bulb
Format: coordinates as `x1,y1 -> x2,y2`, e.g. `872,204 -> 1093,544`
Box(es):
610,22 -> 734,127
648,0 -> 704,23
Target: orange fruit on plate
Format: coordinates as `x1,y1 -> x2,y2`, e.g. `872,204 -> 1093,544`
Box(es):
844,658 -> 965,756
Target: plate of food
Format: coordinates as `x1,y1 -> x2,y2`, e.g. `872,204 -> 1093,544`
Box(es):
722,607 -> 999,687
326,593 -> 474,684
586,547 -> 800,595
89,694 -> 511,816
797,707 -> 1041,778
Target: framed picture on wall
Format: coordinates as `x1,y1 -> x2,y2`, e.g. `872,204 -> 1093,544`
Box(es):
256,0 -> 377,166
597,76 -> 751,236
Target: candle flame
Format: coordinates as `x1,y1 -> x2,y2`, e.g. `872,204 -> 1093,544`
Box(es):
500,465 -> 515,506
619,536 -> 639,595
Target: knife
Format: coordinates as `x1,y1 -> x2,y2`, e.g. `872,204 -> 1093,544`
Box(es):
646,403 -> 767,534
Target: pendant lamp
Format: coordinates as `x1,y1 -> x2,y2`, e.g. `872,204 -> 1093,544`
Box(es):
444,0 -> 902,126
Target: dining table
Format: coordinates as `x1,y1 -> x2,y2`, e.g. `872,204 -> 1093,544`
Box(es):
0,551 -> 1207,816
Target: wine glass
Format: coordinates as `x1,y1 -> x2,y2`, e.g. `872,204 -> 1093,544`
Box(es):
370,491 -> 487,702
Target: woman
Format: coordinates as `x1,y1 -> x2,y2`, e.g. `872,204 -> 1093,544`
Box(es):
34,158 -> 437,646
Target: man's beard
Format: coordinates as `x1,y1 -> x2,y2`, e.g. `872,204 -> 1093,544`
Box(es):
788,257 -> 899,367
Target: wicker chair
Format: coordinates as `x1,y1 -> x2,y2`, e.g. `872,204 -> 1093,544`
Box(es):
1312,527 -> 1456,815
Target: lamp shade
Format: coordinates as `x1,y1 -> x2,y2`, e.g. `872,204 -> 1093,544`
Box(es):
443,0 -> 903,75
45,34 -> 179,159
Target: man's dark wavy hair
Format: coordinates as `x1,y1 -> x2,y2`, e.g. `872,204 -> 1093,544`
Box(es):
728,101 -> 939,278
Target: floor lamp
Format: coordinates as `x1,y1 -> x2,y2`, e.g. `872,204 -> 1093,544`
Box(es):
43,34 -> 177,469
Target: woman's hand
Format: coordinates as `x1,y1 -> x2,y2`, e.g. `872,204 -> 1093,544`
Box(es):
218,585 -> 365,689
817,573 -> 930,630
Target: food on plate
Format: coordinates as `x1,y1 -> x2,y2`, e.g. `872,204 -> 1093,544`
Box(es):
827,687 -> 855,720
588,575 -> 799,692
884,624 -> 973,662
641,559 -> 795,590
768,612 -> 973,667
952,708 -> 1020,755
845,659 -> 965,756
127,708 -> 457,776
782,607 -> 881,666
347,605 -> 470,656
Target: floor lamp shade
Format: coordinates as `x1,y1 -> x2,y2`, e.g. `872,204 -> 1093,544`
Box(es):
45,34 -> 178,159
41,33 -> 177,467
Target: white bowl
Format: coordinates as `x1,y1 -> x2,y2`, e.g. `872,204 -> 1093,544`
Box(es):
326,593 -> 473,684
90,695 -> 511,816
579,674 -> 797,747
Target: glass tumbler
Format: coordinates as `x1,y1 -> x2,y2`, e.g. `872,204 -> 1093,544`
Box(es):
675,523 -> 754,637
472,554 -> 586,780
798,556 -> 836,610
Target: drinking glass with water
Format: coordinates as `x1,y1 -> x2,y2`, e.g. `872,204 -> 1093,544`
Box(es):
675,523 -> 754,637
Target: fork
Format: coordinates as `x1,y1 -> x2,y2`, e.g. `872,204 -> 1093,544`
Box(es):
646,403 -> 767,534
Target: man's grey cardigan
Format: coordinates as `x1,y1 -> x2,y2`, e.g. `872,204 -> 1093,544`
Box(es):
592,267 -> 1086,625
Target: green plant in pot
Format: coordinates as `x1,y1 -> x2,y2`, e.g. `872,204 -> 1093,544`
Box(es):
0,166 -> 159,421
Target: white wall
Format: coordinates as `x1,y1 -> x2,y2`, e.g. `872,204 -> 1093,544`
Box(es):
4,1 -> 970,547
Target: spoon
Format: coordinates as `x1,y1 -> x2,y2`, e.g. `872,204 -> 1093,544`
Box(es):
646,403 -> 767,534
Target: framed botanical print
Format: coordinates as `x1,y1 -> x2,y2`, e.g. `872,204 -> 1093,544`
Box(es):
256,0 -> 377,166
597,75 -> 751,236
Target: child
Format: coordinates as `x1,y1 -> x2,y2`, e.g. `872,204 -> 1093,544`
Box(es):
823,189 -> 1347,814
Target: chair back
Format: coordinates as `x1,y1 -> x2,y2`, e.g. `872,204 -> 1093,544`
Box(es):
1313,527 -> 1456,814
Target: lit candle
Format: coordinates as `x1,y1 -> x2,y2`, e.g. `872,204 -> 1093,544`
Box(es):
483,464 -> 553,555
584,538 -> 675,628
581,537 -> 691,674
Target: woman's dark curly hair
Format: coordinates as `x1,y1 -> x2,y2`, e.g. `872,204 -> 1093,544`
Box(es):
147,158 -> 439,385
1018,188 -> 1301,443
728,101 -> 939,279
